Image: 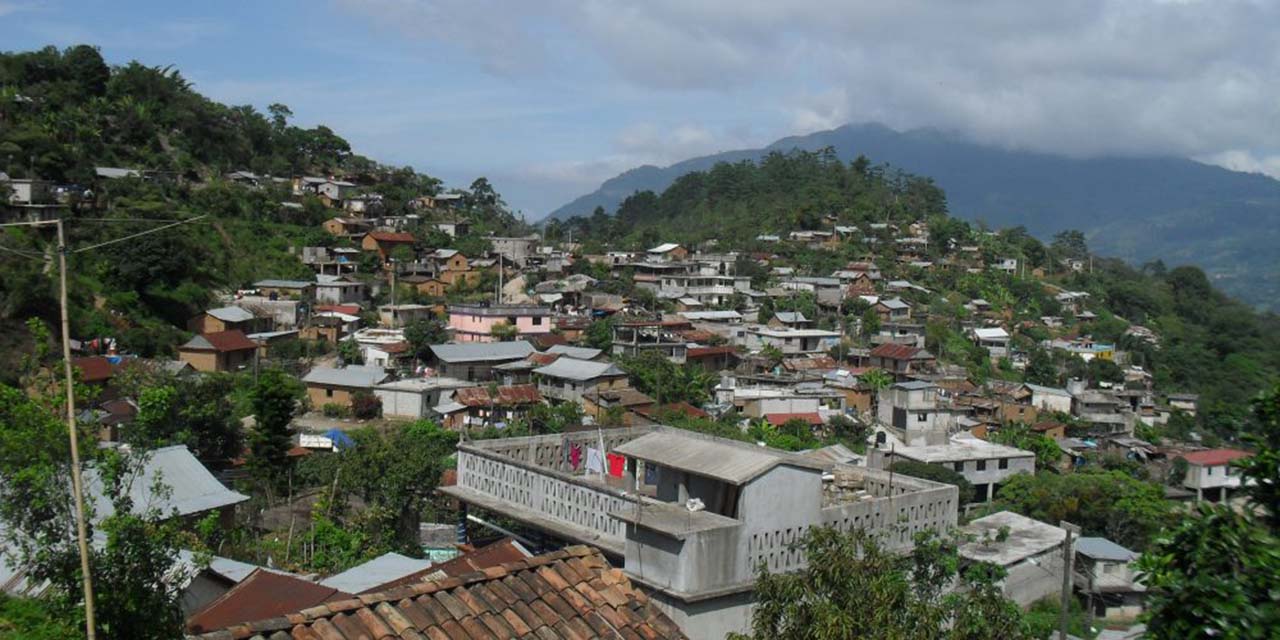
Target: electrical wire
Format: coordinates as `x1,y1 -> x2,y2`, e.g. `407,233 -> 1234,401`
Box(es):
0,244 -> 45,259
71,215 -> 207,253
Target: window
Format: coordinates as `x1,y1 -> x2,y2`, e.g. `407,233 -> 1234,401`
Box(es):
998,458 -> 1009,470
976,460 -> 987,471
954,462 -> 964,472
532,316 -> 543,326
917,413 -> 927,422
325,389 -> 333,398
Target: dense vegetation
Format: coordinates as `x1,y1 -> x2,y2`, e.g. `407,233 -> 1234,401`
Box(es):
0,45 -> 529,374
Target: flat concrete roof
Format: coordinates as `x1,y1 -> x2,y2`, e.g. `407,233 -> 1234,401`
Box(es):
960,511 -> 1065,566
891,436 -> 1035,463
613,430 -> 823,485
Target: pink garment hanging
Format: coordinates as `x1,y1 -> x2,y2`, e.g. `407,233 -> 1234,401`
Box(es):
569,444 -> 582,469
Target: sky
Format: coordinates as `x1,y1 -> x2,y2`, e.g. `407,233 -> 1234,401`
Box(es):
3,0 -> 1280,219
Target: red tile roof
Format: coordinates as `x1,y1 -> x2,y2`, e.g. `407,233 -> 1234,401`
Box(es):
366,231 -> 415,243
1180,448 -> 1252,467
455,384 -> 542,407
186,569 -> 352,635
686,346 -> 736,358
72,356 -> 116,383
634,402 -> 709,420
528,352 -> 562,366
314,304 -> 362,316
869,343 -> 923,360
765,412 -> 825,427
200,330 -> 259,353
364,539 -> 531,593
1031,421 -> 1067,433
193,545 -> 688,640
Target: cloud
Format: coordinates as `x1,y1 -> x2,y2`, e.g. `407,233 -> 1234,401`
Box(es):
336,0 -> 1280,167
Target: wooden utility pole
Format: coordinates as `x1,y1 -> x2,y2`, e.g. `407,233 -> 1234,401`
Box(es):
56,219 -> 97,640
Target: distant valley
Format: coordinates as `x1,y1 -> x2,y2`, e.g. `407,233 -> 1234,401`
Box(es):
548,123 -> 1280,311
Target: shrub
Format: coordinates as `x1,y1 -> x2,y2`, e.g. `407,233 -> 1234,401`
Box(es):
322,403 -> 349,418
351,392 -> 381,420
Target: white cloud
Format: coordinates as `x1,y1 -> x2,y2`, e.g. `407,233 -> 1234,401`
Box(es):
1197,150 -> 1280,180
336,0 -> 1280,164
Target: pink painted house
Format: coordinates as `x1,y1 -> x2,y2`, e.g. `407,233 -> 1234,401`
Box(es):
447,303 -> 553,343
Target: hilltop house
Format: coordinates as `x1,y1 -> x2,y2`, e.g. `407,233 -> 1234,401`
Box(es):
447,303 -> 552,343
533,357 -> 628,404
872,297 -> 912,323
867,343 -> 936,380
869,434 -> 1035,502
959,512 -> 1067,607
360,231 -> 416,263
177,331 -> 258,373
301,365 -> 390,411
427,340 -> 536,381
1179,448 -> 1254,502
188,306 -> 270,335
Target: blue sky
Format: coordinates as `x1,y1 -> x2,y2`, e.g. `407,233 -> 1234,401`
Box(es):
4,1 -> 1280,219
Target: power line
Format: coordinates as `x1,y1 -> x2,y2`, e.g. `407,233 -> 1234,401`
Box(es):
0,244 -> 45,259
72,215 -> 207,253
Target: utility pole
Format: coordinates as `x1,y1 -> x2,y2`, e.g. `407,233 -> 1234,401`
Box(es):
1,215 -> 204,640
55,220 -> 97,640
1059,521 -> 1081,640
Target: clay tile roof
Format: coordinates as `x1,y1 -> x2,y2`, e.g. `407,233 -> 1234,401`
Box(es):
633,402 -> 708,420
765,412 -> 825,427
686,346 -> 736,358
1180,448 -> 1252,466
1031,421 -> 1067,433
191,546 -> 688,640
72,356 -> 116,383
367,231 -> 415,243
528,352 -> 562,366
455,384 -> 542,407
869,343 -> 922,360
185,330 -> 259,353
186,569 -> 352,635
365,539 -> 532,593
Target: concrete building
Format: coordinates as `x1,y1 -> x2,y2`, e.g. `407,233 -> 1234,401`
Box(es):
301,365 -> 390,410
188,306 -> 269,335
488,234 -> 539,265
1074,537 -> 1145,622
876,381 -> 964,446
378,303 -> 435,329
959,511 -> 1068,607
868,434 -> 1035,502
1025,383 -> 1073,415
613,320 -> 690,363
314,276 -> 366,305
373,376 -> 476,420
441,426 -> 958,639
743,327 -> 841,356
427,340 -> 536,381
1179,448 -> 1254,501
446,303 -> 553,343
971,327 -> 1011,358
532,357 -> 628,404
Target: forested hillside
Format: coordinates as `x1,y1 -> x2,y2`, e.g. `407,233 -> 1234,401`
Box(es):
556,149 -> 1280,436
549,123 -> 1280,310
0,45 -> 525,374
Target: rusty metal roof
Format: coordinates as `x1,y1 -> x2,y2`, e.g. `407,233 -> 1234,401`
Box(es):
186,569 -> 352,635
454,384 -> 542,407
192,545 -> 688,640
363,538 -> 531,593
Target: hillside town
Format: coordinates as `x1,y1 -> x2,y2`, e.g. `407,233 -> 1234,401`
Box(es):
1,37 -> 1278,640
4,158 -> 1267,640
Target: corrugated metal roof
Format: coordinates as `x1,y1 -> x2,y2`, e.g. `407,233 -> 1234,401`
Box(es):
360,538 -> 531,593
1075,537 -> 1137,562
302,365 -> 389,388
429,340 -> 534,363
84,445 -> 248,520
186,569 -> 351,634
205,306 -> 255,323
533,357 -> 625,381
318,552 -> 435,594
613,430 -> 820,485
546,344 -> 603,360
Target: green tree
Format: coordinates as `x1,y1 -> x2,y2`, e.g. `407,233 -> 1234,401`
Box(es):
1137,384 -> 1280,638
404,316 -> 448,361
994,468 -> 1173,550
889,461 -> 975,504
246,368 -> 301,490
731,527 -> 1031,640
489,321 -> 518,341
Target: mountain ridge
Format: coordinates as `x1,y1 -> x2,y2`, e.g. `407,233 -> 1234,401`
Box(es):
548,123 -> 1280,310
